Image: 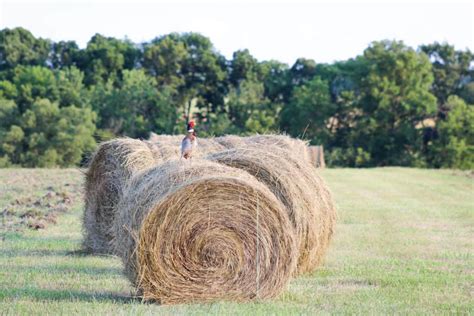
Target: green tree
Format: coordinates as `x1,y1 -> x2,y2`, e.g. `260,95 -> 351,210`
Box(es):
358,40 -> 437,166
258,60 -> 290,103
420,43 -> 473,113
2,66 -> 89,110
280,76 -> 335,143
91,69 -> 177,138
143,36 -> 187,87
55,66 -> 88,107
0,27 -> 50,70
229,49 -> 259,86
428,96 -> 473,169
76,34 -> 141,85
459,82 -> 474,104
11,66 -> 59,110
0,98 -> 21,166
50,40 -> 80,69
289,58 -> 317,86
143,33 -> 226,126
0,98 -> 96,167
227,80 -> 276,134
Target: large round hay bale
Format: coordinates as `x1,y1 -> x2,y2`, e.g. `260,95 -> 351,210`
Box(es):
207,147 -> 336,274
112,160 -> 298,304
82,138 -> 161,254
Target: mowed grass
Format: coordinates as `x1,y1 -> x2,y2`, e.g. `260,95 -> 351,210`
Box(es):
0,168 -> 472,315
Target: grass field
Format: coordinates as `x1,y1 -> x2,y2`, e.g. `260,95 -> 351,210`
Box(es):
0,168 -> 472,315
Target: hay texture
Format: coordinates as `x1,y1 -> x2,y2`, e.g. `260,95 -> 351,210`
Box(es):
214,135 -> 247,149
207,147 -> 336,274
214,134 -> 312,164
243,134 -> 312,164
83,138 -> 161,253
112,160 -> 298,304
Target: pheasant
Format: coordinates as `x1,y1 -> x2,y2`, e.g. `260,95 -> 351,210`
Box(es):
180,120 -> 197,160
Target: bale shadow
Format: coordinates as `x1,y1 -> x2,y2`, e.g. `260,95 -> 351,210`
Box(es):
0,248 -> 72,258
0,263 -> 122,276
1,287 -> 151,304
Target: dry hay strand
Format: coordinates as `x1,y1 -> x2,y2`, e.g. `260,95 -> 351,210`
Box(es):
112,160 -> 298,304
83,138 -> 161,254
207,146 -> 336,274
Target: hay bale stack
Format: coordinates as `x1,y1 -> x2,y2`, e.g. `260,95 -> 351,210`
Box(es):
207,147 -> 336,274
83,138 -> 161,253
112,160 -> 298,304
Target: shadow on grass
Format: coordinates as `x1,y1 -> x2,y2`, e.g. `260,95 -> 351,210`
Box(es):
0,287 -> 151,304
0,247 -> 117,258
0,263 -> 122,276
0,248 -> 75,258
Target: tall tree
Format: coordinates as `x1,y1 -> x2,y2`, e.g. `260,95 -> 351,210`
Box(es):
0,27 -> 50,71
420,43 -> 473,117
289,58 -> 317,86
11,65 -> 59,110
358,40 -> 437,166
143,33 -> 226,124
50,40 -> 80,69
258,60 -> 290,103
280,76 -> 335,143
0,97 -> 96,167
428,96 -> 473,169
226,79 -> 276,134
76,34 -> 141,85
90,69 -> 177,138
229,49 -> 259,86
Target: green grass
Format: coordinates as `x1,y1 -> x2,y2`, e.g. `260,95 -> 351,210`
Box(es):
0,168 -> 472,315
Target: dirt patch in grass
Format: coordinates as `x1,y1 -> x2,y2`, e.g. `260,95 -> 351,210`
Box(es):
0,169 -> 83,233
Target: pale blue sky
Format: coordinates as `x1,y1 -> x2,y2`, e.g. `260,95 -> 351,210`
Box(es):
0,0 -> 472,65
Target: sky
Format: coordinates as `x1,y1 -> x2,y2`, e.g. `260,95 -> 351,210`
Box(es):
0,0 -> 472,65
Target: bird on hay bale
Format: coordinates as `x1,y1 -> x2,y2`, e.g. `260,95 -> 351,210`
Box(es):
180,120 -> 198,160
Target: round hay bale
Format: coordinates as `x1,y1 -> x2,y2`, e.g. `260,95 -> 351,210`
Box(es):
207,147 -> 336,274
112,160 -> 298,304
82,138 -> 161,254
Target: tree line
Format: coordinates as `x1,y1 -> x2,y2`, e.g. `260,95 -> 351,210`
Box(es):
0,27 -> 472,168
